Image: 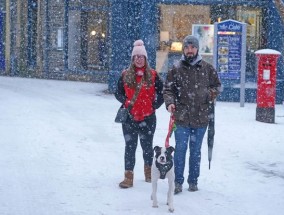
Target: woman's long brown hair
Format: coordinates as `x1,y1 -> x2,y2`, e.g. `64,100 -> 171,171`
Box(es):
123,57 -> 153,88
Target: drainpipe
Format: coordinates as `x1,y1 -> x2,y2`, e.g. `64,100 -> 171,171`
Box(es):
36,0 -> 43,73
64,0 -> 69,70
5,0 -> 11,75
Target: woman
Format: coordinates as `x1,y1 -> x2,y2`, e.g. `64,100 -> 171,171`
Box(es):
115,40 -> 164,188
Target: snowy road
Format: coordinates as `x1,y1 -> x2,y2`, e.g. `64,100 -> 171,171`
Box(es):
0,76 -> 284,215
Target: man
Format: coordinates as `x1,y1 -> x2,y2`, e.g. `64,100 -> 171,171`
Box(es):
163,35 -> 221,194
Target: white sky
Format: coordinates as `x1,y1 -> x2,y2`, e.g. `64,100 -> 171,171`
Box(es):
0,76 -> 284,215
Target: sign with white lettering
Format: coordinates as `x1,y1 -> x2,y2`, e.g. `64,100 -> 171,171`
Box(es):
214,19 -> 246,79
213,19 -> 247,107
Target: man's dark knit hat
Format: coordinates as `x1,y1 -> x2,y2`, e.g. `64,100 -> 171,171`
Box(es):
183,35 -> 199,50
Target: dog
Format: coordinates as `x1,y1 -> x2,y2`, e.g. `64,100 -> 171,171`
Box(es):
151,146 -> 175,213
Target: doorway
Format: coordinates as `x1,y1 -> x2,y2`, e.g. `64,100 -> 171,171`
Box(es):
68,1 -> 109,72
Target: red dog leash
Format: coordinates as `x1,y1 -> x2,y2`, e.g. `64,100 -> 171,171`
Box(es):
165,114 -> 175,148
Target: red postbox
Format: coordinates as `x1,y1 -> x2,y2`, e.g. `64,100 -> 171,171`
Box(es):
255,49 -> 281,123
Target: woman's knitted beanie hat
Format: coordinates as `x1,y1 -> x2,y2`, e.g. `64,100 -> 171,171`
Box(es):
131,39 -> 148,59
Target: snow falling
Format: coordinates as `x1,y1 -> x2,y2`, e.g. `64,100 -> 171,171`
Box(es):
1,1 -> 284,214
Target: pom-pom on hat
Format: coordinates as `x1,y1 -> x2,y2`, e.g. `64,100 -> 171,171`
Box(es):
131,39 -> 148,59
183,35 -> 199,50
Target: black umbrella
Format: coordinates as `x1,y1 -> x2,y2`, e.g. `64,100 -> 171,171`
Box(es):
207,101 -> 215,169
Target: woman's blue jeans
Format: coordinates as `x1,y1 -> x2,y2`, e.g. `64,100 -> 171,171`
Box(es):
174,125 -> 207,186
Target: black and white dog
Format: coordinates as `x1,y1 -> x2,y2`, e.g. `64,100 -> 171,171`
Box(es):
151,146 -> 175,213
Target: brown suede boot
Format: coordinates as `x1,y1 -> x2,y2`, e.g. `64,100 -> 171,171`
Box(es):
144,165 -> 151,183
119,171 -> 133,188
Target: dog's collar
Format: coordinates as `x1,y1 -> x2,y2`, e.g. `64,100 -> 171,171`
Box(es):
155,160 -> 173,179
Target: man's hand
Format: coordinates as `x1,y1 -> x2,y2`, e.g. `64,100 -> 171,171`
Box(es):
209,88 -> 218,102
167,104 -> 176,113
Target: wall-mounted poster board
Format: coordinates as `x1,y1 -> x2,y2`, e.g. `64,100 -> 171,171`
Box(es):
192,24 -> 214,55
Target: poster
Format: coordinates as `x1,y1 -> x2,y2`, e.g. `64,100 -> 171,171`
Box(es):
192,24 -> 214,55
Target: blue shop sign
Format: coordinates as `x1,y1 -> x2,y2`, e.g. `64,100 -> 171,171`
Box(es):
214,20 -> 246,80
217,20 -> 243,33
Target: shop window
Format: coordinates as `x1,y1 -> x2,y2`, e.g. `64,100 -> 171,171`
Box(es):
68,3 -> 109,71
236,7 -> 262,51
85,12 -> 107,70
156,4 -> 210,74
236,7 -> 262,77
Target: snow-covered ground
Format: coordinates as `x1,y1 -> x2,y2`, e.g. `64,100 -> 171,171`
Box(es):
0,76 -> 284,215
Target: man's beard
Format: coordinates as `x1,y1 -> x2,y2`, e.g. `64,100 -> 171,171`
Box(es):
184,53 -> 197,62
